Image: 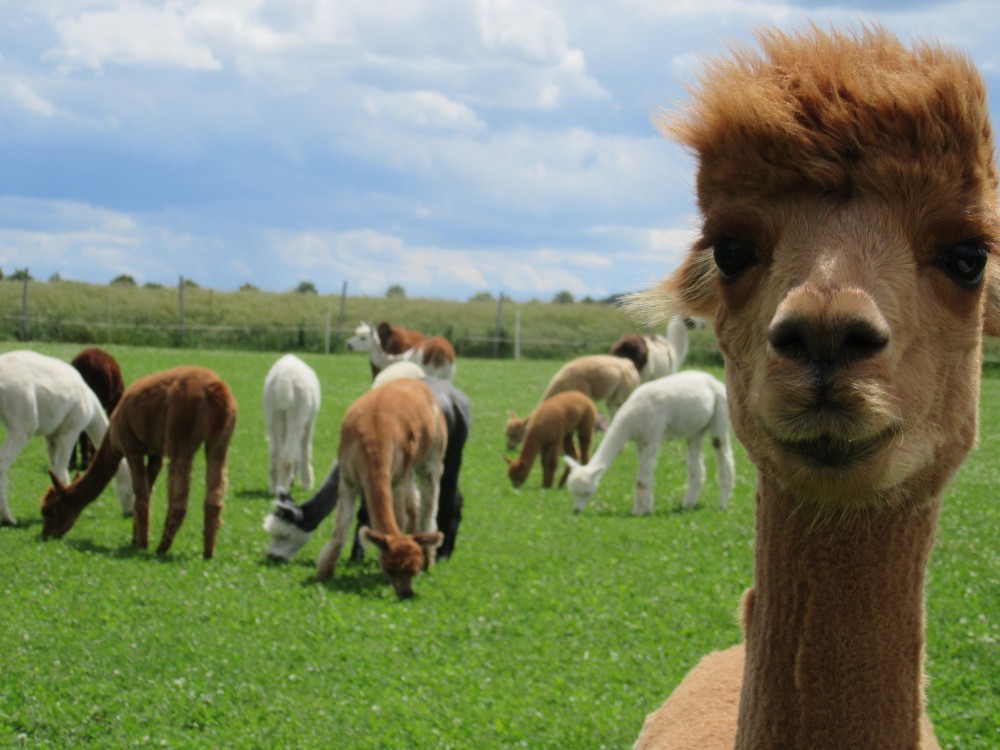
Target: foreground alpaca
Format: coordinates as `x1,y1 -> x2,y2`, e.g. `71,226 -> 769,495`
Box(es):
42,366 -> 237,559
0,350 -> 132,525
264,374 -> 471,563
346,321 -> 457,381
505,391 -> 596,489
610,316 -> 690,383
504,355 -> 638,450
263,354 -> 320,495
70,347 -> 125,470
630,27 -> 1000,750
565,370 -> 733,515
316,378 -> 446,598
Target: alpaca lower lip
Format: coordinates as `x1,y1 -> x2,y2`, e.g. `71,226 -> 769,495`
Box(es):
779,429 -> 894,466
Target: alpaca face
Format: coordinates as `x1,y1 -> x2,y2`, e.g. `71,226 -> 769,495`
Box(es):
345,323 -> 375,352
362,527 -> 442,599
504,415 -> 527,451
40,487 -> 82,539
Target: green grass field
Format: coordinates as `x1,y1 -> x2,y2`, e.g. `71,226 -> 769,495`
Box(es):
0,344 -> 996,749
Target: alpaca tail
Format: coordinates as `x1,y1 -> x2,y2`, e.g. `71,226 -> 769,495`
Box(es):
666,316 -> 690,373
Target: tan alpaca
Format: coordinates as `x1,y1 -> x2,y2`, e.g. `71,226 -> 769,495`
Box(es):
630,27 -> 1000,750
505,390 -> 597,489
42,366 -> 238,560
504,355 -> 638,450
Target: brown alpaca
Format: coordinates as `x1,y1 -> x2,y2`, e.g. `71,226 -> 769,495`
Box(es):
504,355 -> 638,450
630,27 -> 1000,750
42,366 -> 238,560
316,378 -> 446,598
505,390 -> 596,489
70,347 -> 125,470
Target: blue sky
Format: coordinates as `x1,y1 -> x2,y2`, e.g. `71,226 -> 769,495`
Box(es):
2,1 -> 999,301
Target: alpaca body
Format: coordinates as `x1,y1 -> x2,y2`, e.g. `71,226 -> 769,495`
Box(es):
41,366 -> 237,559
264,376 -> 471,563
630,26 -> 999,750
610,316 -> 690,383
346,321 -> 457,381
70,347 -> 125,470
316,378 -> 447,598
506,390 -> 596,489
0,350 -> 132,525
504,355 -> 638,450
565,370 -> 733,515
371,360 -> 426,387
263,354 -> 320,495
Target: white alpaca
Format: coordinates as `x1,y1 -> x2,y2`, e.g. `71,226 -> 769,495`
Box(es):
0,350 -> 133,525
611,316 -> 691,383
346,321 -> 456,381
564,370 -> 734,515
263,354 -> 320,496
372,361 -> 426,387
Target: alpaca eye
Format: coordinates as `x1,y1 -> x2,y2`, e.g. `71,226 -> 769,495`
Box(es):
713,236 -> 757,280
940,241 -> 988,287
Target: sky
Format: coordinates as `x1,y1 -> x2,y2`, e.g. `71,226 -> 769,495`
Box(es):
2,1 -> 999,302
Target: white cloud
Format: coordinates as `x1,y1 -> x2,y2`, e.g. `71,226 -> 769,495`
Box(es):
363,90 -> 485,131
9,81 -> 58,117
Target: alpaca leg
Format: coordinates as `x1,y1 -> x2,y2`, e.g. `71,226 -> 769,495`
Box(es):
45,432 -> 75,487
317,482 -> 355,581
0,429 -> 30,526
542,443 -> 560,488
633,441 -> 660,515
300,419 -> 315,491
156,453 -> 193,555
558,435 -> 578,488
202,441 -> 229,560
416,463 -> 442,564
713,434 -> 736,510
267,413 -> 282,495
129,457 -> 152,549
682,434 -> 707,509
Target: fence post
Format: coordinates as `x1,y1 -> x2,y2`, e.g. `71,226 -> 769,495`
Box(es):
336,280 -> 348,346
178,276 -> 185,346
492,292 -> 504,358
20,273 -> 28,340
324,301 -> 333,354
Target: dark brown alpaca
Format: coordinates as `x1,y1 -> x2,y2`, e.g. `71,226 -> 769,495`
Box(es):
70,347 -> 125,469
505,390 -> 596,489
42,366 -> 238,559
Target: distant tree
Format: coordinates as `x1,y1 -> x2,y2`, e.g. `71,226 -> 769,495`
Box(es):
48,272 -> 62,283
144,282 -> 163,290
469,291 -> 494,303
239,283 -> 259,292
386,284 -> 406,299
552,290 -> 575,304
0,267 -> 4,281
9,268 -> 31,282
295,281 -> 318,295
581,295 -> 595,304
182,278 -> 199,288
111,274 -> 137,287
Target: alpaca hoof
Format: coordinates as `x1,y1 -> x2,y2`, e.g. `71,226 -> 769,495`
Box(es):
1,518 -> 17,527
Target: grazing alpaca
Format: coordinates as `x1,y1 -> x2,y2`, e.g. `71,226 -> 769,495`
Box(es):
505,390 -> 596,489
346,321 -> 457,381
41,366 -> 237,560
504,355 -> 639,450
0,350 -> 133,525
564,370 -> 734,515
263,354 -> 320,495
316,378 -> 446,598
629,27 -> 1000,750
610,316 -> 690,383
70,347 -> 125,470
263,375 -> 471,563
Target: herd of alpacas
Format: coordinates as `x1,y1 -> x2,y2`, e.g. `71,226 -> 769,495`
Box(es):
0,311 -> 729,599
4,24 -> 995,748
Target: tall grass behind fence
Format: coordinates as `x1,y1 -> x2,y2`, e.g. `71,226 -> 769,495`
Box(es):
0,278 -> 726,364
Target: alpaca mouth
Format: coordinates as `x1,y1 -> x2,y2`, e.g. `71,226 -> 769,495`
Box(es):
778,427 -> 897,467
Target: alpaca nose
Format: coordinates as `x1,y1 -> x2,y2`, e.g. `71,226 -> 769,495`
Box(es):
767,314 -> 889,375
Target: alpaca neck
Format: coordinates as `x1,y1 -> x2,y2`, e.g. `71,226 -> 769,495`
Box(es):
587,411 -> 632,472
64,432 -> 125,510
736,473 -> 939,750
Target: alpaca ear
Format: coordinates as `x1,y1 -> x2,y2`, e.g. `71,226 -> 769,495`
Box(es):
502,455 -> 515,467
413,531 -> 444,551
47,469 -> 68,494
359,526 -> 389,552
563,455 -> 581,470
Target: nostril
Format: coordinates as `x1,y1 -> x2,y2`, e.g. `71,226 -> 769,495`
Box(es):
767,317 -> 811,361
841,319 -> 889,361
768,316 -> 889,366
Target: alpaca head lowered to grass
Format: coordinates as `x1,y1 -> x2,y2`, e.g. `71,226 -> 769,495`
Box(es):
629,25 -> 1000,750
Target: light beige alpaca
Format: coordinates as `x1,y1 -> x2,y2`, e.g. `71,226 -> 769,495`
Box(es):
504,355 -> 638,450
505,390 -> 597,489
630,26 -> 1000,750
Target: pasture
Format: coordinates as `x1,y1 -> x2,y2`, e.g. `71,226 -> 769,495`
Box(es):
0,343 -> 996,749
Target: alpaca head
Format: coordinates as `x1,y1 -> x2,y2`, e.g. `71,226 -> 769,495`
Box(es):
40,471 -> 83,539
345,321 -> 377,353
640,27 -> 1000,507
504,412 -> 527,451
504,455 -> 529,487
262,498 -> 312,562
563,455 -> 600,513
611,334 -> 649,372
359,526 -> 443,599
